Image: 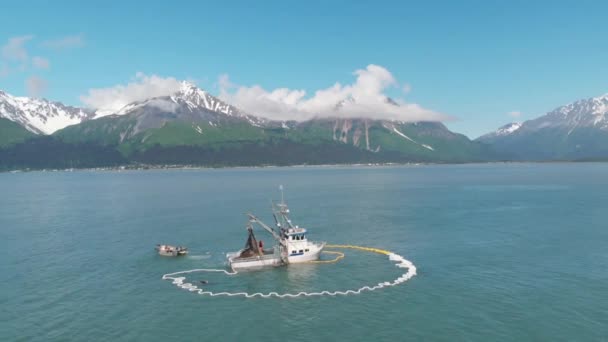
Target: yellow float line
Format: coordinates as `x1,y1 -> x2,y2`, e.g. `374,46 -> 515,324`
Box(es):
325,244 -> 393,256
303,250 -> 344,264
297,244 -> 393,265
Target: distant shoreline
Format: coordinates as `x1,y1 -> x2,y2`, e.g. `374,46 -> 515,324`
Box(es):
3,160 -> 608,174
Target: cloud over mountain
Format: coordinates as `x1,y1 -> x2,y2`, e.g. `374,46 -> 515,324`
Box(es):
80,72 -> 184,114
80,65 -> 446,122
218,64 -> 446,122
507,111 -> 522,119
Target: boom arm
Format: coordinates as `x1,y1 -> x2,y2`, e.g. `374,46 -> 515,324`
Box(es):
247,213 -> 282,242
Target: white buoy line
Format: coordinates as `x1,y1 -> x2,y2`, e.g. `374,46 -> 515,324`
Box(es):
161,246 -> 417,299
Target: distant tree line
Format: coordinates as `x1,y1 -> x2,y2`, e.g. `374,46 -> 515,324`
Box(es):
0,137 -> 125,171
0,137 -> 436,171
131,140 -> 422,166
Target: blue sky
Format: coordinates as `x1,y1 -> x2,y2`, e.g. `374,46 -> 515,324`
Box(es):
1,0 -> 607,138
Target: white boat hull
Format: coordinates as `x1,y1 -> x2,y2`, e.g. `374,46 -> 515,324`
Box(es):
227,242 -> 325,270
227,251 -> 283,270
286,242 -> 325,263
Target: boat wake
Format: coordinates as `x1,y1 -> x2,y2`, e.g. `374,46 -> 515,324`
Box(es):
187,254 -> 212,260
161,245 -> 417,299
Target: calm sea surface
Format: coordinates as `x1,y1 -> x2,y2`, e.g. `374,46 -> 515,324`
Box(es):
1,164 -> 607,341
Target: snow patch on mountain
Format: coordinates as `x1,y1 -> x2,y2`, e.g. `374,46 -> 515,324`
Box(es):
477,92 -> 608,158
0,90 -> 92,134
392,126 -> 415,142
389,124 -> 435,151
543,93 -> 608,131
100,82 -> 267,127
176,81 -> 236,116
497,122 -> 522,135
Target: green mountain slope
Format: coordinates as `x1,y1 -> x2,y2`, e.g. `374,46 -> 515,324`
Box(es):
56,115 -> 137,146
47,82 -> 493,167
0,118 -> 36,147
53,113 -> 492,165
479,126 -> 608,160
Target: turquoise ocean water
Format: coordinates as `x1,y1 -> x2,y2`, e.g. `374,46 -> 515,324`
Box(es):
1,164 -> 607,341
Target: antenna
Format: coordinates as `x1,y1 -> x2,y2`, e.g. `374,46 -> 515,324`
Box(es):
270,200 -> 281,228
279,184 -> 284,205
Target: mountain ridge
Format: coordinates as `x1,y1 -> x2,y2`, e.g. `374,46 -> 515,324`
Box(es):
0,83 -> 492,169
478,93 -> 608,160
0,90 -> 93,134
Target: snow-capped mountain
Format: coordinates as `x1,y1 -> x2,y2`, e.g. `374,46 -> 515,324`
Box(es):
53,82 -> 277,145
168,81 -> 244,117
478,93 -> 608,159
482,93 -> 608,141
1,81 -> 492,165
90,81 -> 266,133
525,93 -> 608,132
477,122 -> 522,141
497,122 -> 522,135
93,82 -> 247,119
0,90 -> 92,134
0,82 -> 266,136
97,81 -> 267,136
97,82 -> 257,120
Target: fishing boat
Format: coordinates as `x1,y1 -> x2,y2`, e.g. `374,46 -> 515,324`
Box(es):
225,222 -> 283,269
227,187 -> 325,270
156,244 -> 188,256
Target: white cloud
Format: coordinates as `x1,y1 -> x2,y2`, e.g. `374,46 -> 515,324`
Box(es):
81,65 -> 445,122
32,56 -> 50,69
2,35 -> 34,62
41,34 -> 85,49
80,72 -> 183,113
507,111 -> 522,118
26,76 -> 48,97
219,64 -> 446,122
147,98 -> 180,113
2,35 -> 51,73
217,73 -> 233,90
